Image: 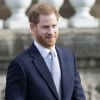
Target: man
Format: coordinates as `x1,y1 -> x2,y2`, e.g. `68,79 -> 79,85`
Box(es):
5,2 -> 86,100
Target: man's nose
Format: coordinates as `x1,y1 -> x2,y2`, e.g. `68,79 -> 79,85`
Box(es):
48,28 -> 54,34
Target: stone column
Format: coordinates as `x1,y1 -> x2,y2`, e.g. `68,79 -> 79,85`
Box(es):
38,0 -> 68,28
68,0 -> 100,28
4,0 -> 32,29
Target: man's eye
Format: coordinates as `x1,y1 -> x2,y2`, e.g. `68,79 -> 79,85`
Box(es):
43,26 -> 48,29
52,25 -> 57,28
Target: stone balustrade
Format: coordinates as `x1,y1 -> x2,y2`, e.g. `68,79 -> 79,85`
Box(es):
0,0 -> 100,29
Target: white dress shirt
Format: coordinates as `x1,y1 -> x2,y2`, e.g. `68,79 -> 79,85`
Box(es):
34,41 -> 59,72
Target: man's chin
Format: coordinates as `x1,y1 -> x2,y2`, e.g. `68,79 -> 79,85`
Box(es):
46,43 -> 55,48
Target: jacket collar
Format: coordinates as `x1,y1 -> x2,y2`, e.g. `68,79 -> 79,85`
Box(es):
29,42 -> 74,100
29,42 -> 60,100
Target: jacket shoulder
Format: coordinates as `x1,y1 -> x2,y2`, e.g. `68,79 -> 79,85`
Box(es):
56,45 -> 73,54
12,47 -> 31,64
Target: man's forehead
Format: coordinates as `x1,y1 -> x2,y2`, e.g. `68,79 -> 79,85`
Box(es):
39,13 -> 57,22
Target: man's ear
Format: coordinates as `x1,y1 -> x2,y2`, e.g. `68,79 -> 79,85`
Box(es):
30,23 -> 36,33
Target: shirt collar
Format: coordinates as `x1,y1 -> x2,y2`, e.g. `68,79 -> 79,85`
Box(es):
34,41 -> 57,58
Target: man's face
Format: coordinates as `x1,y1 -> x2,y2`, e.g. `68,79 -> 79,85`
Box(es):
32,13 -> 58,49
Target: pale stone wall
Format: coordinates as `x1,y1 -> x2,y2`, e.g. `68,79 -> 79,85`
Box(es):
0,75 -> 5,100
0,29 -> 100,100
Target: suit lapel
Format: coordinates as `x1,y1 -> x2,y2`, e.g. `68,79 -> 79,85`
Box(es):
29,43 -> 59,100
56,46 -> 74,100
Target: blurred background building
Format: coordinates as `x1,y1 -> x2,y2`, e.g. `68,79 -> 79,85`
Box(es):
0,0 -> 100,100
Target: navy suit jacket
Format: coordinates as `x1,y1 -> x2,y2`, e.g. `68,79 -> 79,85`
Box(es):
5,42 -> 86,100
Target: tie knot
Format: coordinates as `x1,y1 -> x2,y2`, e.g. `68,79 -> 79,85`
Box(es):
49,50 -> 56,57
